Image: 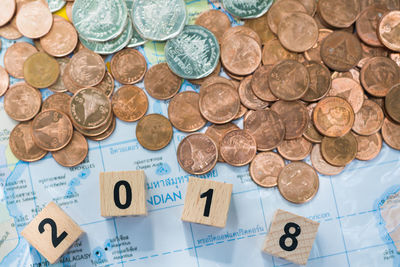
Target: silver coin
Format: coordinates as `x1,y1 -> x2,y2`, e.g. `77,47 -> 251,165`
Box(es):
165,25 -> 220,79
127,15 -> 147,48
132,0 -> 187,41
222,0 -> 272,19
47,0 -> 66,12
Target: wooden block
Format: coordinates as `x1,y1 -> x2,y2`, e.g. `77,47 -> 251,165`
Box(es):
99,170 -> 147,217
181,177 -> 233,228
263,209 -> 319,266
21,202 -> 84,264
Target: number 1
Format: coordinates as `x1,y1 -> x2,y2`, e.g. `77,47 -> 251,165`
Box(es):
200,189 -> 213,217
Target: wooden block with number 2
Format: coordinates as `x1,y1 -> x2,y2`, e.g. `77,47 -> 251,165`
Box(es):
21,202 -> 84,264
181,177 -> 233,228
263,209 -> 320,266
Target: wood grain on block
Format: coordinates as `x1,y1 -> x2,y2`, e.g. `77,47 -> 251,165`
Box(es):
21,202 -> 84,264
99,170 -> 147,217
263,209 -> 319,266
181,177 -> 233,228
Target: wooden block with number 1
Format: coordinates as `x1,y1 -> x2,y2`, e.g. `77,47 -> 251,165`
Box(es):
21,202 -> 84,264
263,209 -> 320,266
100,170 -> 147,217
181,177 -> 233,228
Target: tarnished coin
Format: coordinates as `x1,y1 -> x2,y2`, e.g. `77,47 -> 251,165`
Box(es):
251,65 -> 277,102
378,11 -> 400,52
352,99 -> 384,135
52,131 -> 88,167
221,25 -> 262,47
238,76 -> 269,110
249,152 -> 285,188
318,0 -> 360,28
360,0 -> 399,11
74,113 -> 113,137
271,100 -> 309,140
168,91 -> 206,133
267,0 -> 307,34
269,60 -> 310,101
304,103 -> 324,143
220,129 -> 257,167
321,31 -> 362,71
311,144 -> 344,176
112,85 -> 148,122
277,162 -> 319,204
70,87 -> 111,129
88,116 -> 116,141
42,93 -> 71,116
356,5 -> 386,47
136,114 -> 173,151
49,57 -> 69,93
360,57 -> 400,97
4,42 -> 37,79
222,0 -> 272,19
40,19 -> 78,57
262,39 -> 301,65
195,9 -> 231,43
0,0 -> 15,27
31,110 -> 73,152
298,0 -> 317,16
386,84 -> 400,123
177,133 -> 218,175
354,132 -> 382,161
244,109 -> 285,151
328,77 -> 364,113
111,48 -> 146,85
69,49 -> 105,87
313,96 -> 355,137
95,71 -> 115,97
304,29 -> 333,63
9,122 -> 47,162
0,66 -> 9,97
4,83 -> 42,121
144,63 -> 182,100
321,133 -> 358,166
301,61 -> 331,102
16,0 -> 53,38
24,52 -> 60,89
205,123 -> 239,162
278,12 -> 318,53
244,14 -> 276,45
277,137 -> 312,161
358,42 -> 389,68
382,118 -> 400,150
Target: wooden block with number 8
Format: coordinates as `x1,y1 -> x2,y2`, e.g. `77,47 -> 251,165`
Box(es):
263,209 -> 319,265
181,177 -> 233,228
100,170 -> 147,217
21,202 -> 84,264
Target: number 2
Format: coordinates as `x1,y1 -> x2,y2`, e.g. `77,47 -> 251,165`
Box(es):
279,222 -> 301,251
38,218 -> 68,248
200,189 -> 213,217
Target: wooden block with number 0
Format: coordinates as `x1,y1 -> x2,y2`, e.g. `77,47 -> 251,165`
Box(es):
181,177 -> 233,228
263,209 -> 319,265
21,202 -> 84,264
100,170 -> 147,217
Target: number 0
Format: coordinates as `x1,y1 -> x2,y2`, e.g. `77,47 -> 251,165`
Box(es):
114,180 -> 132,209
200,189 -> 213,217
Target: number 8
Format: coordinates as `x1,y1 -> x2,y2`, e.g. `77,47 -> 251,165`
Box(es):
279,222 -> 301,251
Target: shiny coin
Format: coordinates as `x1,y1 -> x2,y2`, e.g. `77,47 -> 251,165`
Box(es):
386,84 -> 400,124
318,0 -> 360,28
328,77 -> 364,113
354,132 -> 382,161
0,0 -> 15,27
378,11 -> 400,52
277,137 -> 312,161
220,129 -> 257,166
0,66 -> 9,97
112,85 -> 148,122
16,0 -> 53,38
127,14 -> 147,48
144,63 -> 182,100
52,131 -> 88,167
136,114 -> 173,151
249,152 -> 284,188
49,57 -> 69,93
311,144 -> 344,176
69,49 -> 105,87
222,0 -> 272,19
95,71 -> 115,97
4,42 -> 37,79
40,19 -> 78,57
74,113 -> 113,137
301,61 -> 331,102
356,5 -> 386,47
352,99 -> 384,135
267,0 -> 307,34
110,48 -> 147,85
63,65 -> 83,94
251,65 -> 277,102
42,93 -> 71,116
382,118 -> 400,150
47,0 -> 66,13
88,116 -> 116,141
24,52 -> 60,88
321,133 -> 358,166
205,123 -> 239,162
195,9 -> 231,43
262,39 -> 301,65
238,76 -> 269,110
278,162 -> 319,204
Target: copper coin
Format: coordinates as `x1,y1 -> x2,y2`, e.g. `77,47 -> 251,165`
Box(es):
386,84 -> 400,123
277,162 -> 319,204
95,71 -> 115,97
4,42 -> 37,79
49,57 -> 69,93
199,82 -> 240,124
354,132 -> 382,161
359,42 -> 388,68
233,104 -> 248,120
74,113 -> 113,137
318,0 -> 360,28
269,60 -> 310,101
0,0 -> 15,27
224,69 -> 245,81
328,77 -> 364,113
220,129 -> 257,167
304,29 -> 333,63
313,96 -> 355,137
360,0 -> 399,11
136,114 -> 173,151
200,76 -> 236,90
352,99 -> 384,135
66,2 -> 73,22
144,63 -> 182,100
205,123 -> 239,162
0,66 -> 9,97
221,34 -> 261,76
244,14 -> 276,45
360,57 -> 400,97
31,109 -> 73,152
321,133 -> 358,166
188,61 -> 221,86
378,11 -> 400,52
111,48 -> 147,85
70,87 -> 111,129
249,152 -> 285,188
321,31 -> 362,71
0,21 -> 23,40
42,93 -> 71,116
195,9 -> 231,43
4,82 -> 41,121
244,109 -> 285,151
111,85 -> 148,122
331,69 -> 360,82
298,0 -> 317,16
221,26 -> 262,48
238,76 -> 269,110
356,5 -> 386,47
52,131 -> 88,167
251,65 -> 277,102
267,0 -> 307,34
382,118 -> 400,150
16,0 -> 52,38
304,103 -> 324,143
262,39 -> 301,65
168,91 -> 206,132
278,12 -> 319,53
9,122 -> 47,162
40,19 -> 78,57
390,53 -> 400,67
271,100 -> 309,140
311,144 -> 345,175
277,137 -> 312,161
301,61 -> 331,102
24,52 -> 60,88
69,49 -> 105,87
88,116 -> 116,141
63,65 -> 83,94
